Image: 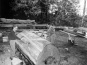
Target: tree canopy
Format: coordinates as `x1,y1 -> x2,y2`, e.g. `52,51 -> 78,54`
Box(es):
48,0 -> 81,27
12,0 -> 81,27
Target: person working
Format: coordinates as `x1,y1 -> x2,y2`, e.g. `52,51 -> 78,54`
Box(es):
46,26 -> 55,42
46,25 -> 58,46
8,25 -> 19,59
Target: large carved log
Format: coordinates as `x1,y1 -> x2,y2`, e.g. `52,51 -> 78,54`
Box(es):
15,30 -> 50,64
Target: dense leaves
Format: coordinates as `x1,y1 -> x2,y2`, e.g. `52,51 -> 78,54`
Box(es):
12,0 -> 81,27
49,0 -> 81,27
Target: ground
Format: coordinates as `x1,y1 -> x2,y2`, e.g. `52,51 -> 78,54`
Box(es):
0,30 -> 12,65
0,30 -> 87,65
0,43 -> 12,65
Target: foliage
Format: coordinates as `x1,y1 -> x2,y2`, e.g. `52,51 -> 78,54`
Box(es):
82,15 -> 87,27
13,0 -> 50,23
12,0 -> 81,27
13,0 -> 40,15
49,0 -> 81,27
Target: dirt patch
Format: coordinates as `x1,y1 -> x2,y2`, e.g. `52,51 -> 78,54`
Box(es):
0,44 -> 11,65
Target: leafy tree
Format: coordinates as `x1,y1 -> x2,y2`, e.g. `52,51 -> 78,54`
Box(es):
48,0 -> 81,27
12,0 -> 50,23
12,0 -> 81,27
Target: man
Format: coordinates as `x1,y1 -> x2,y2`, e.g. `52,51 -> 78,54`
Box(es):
46,26 -> 57,45
8,25 -> 19,58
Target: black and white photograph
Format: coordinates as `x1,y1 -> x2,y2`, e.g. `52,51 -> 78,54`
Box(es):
0,0 -> 87,65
